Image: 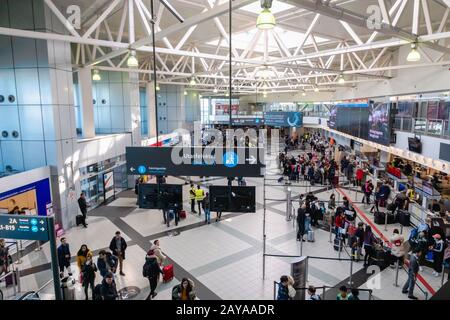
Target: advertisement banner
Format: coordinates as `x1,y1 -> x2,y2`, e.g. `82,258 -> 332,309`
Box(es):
368,102 -> 391,146
0,178 -> 52,216
215,103 -> 239,115
103,171 -> 115,201
264,112 -> 303,127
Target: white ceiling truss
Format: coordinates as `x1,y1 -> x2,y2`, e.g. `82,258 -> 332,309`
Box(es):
1,0 -> 449,95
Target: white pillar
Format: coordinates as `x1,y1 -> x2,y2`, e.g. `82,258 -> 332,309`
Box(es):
146,81 -> 157,138
78,67 -> 95,138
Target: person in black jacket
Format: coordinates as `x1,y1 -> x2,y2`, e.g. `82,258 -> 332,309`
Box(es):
100,273 -> 118,300
77,192 -> 89,228
57,237 -> 72,278
82,253 -> 97,300
109,231 -> 127,276
143,256 -> 163,300
297,204 -> 307,242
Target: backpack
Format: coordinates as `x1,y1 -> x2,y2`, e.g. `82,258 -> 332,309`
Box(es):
409,228 -> 418,241
93,284 -> 103,300
310,294 -> 321,300
143,262 -> 150,278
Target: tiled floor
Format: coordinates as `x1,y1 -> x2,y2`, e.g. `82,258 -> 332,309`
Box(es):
3,147 -> 448,300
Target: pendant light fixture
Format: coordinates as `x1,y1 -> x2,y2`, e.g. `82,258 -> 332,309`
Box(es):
127,50 -> 139,67
156,84 -> 160,91
213,88 -> 218,94
183,90 -> 188,96
338,73 -> 345,84
92,69 -> 101,81
256,0 -> 276,30
314,86 -> 319,93
407,42 -> 421,62
189,77 -> 196,86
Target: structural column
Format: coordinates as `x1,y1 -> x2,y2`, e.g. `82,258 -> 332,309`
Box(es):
146,81 -> 157,138
78,67 -> 95,138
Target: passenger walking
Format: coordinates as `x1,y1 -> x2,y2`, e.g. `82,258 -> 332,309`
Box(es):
277,275 -> 290,300
0,239 -> 10,276
390,229 -> 405,267
336,286 -> 349,300
203,192 -> 211,224
109,231 -> 127,276
57,237 -> 72,278
189,183 -> 197,213
143,255 -> 163,300
172,278 -> 197,300
195,185 -> 205,216
348,288 -> 360,300
77,192 -> 89,228
402,249 -> 422,300
147,239 -> 166,265
82,252 -> 97,300
362,180 -> 374,205
100,273 -> 119,300
363,226 -> 378,267
76,244 -> 91,274
307,286 -> 321,300
430,234 -> 445,277
297,204 -> 307,241
97,250 -> 118,278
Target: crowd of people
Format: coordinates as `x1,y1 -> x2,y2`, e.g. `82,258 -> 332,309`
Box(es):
56,234 -> 196,300
277,132 -> 450,300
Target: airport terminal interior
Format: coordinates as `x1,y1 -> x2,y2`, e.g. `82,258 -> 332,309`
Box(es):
1,0 -> 450,301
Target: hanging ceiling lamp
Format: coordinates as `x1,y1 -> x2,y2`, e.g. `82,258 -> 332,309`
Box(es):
407,42 -> 421,62
155,84 -> 160,91
183,90 -> 188,96
189,77 -> 196,86
213,88 -> 218,94
302,91 -> 306,97
338,73 -> 345,84
127,50 -> 139,67
256,0 -> 276,30
92,69 -> 101,81
314,86 -> 319,93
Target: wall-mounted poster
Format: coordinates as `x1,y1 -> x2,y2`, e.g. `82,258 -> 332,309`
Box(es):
328,105 -> 337,128
103,171 -> 115,201
0,178 -> 52,216
368,101 -> 391,145
215,103 -> 239,115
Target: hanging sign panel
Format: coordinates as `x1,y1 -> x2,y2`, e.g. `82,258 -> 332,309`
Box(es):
126,146 -> 265,177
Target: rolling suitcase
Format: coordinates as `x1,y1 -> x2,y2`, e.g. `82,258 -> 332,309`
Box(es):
163,264 -> 174,282
370,249 -> 389,269
332,176 -> 339,186
398,210 -> 410,226
334,237 -> 342,251
76,215 -> 83,226
5,271 -> 17,287
179,210 -> 187,219
374,211 -> 395,225
307,230 -> 315,242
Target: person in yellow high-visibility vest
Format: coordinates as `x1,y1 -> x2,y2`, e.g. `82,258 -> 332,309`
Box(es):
195,185 -> 205,216
189,183 -> 197,214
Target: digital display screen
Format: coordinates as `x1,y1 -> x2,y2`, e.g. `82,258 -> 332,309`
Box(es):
368,101 -> 391,145
335,102 -> 369,140
138,184 -> 183,210
209,186 -> 256,213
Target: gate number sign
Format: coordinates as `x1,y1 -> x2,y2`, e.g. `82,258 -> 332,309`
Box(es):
0,214 -> 50,241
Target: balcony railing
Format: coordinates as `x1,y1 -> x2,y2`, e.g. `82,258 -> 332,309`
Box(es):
394,117 -> 450,138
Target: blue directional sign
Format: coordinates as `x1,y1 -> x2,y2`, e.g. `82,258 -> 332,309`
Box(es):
0,214 -> 50,241
223,151 -> 239,168
264,112 -> 303,127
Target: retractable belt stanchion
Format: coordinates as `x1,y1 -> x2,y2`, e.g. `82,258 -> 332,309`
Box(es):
394,258 -> 400,287
441,263 -> 446,286
16,242 -> 22,264
384,209 -> 388,231
338,237 -> 342,260
348,255 -> 354,286
329,222 -> 333,243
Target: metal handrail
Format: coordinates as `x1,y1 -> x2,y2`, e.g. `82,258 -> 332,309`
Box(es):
273,281 -> 373,300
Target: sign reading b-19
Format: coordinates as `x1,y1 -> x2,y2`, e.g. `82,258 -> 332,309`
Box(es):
126,146 -> 265,177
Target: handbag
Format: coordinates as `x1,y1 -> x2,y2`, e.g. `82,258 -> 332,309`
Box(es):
288,285 -> 296,298
79,272 -> 84,283
425,251 -> 434,262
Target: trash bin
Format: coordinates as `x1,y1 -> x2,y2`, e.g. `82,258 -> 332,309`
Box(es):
61,276 -> 76,300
